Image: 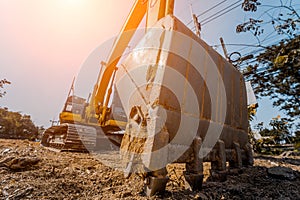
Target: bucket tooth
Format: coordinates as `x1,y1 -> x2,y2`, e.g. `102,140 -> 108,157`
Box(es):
230,142 -> 243,168
144,175 -> 169,196
184,172 -> 203,191
218,140 -> 227,171
185,137 -> 203,191
209,170 -> 227,182
244,143 -> 254,166
210,140 -> 226,172
210,140 -> 227,182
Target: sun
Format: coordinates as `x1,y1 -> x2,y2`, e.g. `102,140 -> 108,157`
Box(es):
62,0 -> 85,6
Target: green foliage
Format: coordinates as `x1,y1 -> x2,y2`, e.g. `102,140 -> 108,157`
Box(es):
241,0 -> 261,12
248,104 -> 258,121
251,117 -> 297,155
238,0 -> 299,37
263,117 -> 292,144
238,0 -> 300,122
0,79 -> 11,98
249,37 -> 300,121
291,124 -> 300,150
0,107 -> 38,140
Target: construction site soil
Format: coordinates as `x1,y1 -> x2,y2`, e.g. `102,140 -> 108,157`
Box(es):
0,139 -> 299,200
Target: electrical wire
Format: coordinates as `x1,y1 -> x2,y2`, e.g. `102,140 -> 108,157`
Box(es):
201,0 -> 242,26
190,0 -> 242,31
186,0 -> 228,26
185,0 -> 299,77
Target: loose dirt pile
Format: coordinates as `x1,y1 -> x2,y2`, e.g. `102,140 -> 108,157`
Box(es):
0,139 -> 299,199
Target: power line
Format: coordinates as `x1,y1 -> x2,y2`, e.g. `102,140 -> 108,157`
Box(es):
186,1 -> 298,70
207,38 -> 287,69
190,0 -> 242,31
241,37 -> 289,58
211,43 -> 266,49
216,36 -> 289,66
243,64 -> 286,78
232,34 -> 285,54
245,70 -> 289,80
187,0 -> 228,26
201,2 -> 242,26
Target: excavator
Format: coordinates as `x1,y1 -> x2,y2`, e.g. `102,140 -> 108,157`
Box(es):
42,0 -> 253,196
40,72 -> 126,151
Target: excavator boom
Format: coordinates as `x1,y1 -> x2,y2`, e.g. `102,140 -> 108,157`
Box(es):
93,0 -> 175,124
94,0 -> 147,119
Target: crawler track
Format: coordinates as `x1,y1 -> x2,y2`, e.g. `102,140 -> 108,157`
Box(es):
41,123 -> 97,152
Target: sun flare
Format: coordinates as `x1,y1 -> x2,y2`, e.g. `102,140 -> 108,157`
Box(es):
62,0 -> 85,7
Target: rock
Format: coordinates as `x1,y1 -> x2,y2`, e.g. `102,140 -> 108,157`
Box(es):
7,187 -> 34,199
194,193 -> 208,200
1,148 -> 11,155
0,157 -> 15,166
1,139 -> 300,199
0,156 -> 40,170
2,188 -> 9,197
280,151 -> 300,157
267,166 -> 297,180
270,162 -> 278,166
121,191 -> 132,198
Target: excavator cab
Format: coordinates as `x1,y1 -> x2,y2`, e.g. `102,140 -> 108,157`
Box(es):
59,95 -> 88,124
41,86 -> 126,152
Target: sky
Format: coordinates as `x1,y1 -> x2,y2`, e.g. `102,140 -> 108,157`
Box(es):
0,0 -> 296,128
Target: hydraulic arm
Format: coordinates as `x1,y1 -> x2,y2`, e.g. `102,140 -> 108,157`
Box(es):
93,0 -> 175,124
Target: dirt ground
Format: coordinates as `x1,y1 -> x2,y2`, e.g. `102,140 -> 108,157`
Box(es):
0,139 -> 299,200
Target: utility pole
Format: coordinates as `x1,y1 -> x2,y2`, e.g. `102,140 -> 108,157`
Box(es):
220,37 -> 229,61
189,3 -> 201,38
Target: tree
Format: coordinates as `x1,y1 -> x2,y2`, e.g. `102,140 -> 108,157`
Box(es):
291,124 -> 300,149
0,107 -> 38,140
246,37 -> 300,120
236,0 -> 300,122
267,117 -> 292,144
252,117 -> 293,154
0,79 -> 11,98
238,0 -> 299,39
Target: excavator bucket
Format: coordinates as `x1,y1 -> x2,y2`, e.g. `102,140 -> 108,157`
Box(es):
117,15 -> 253,196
